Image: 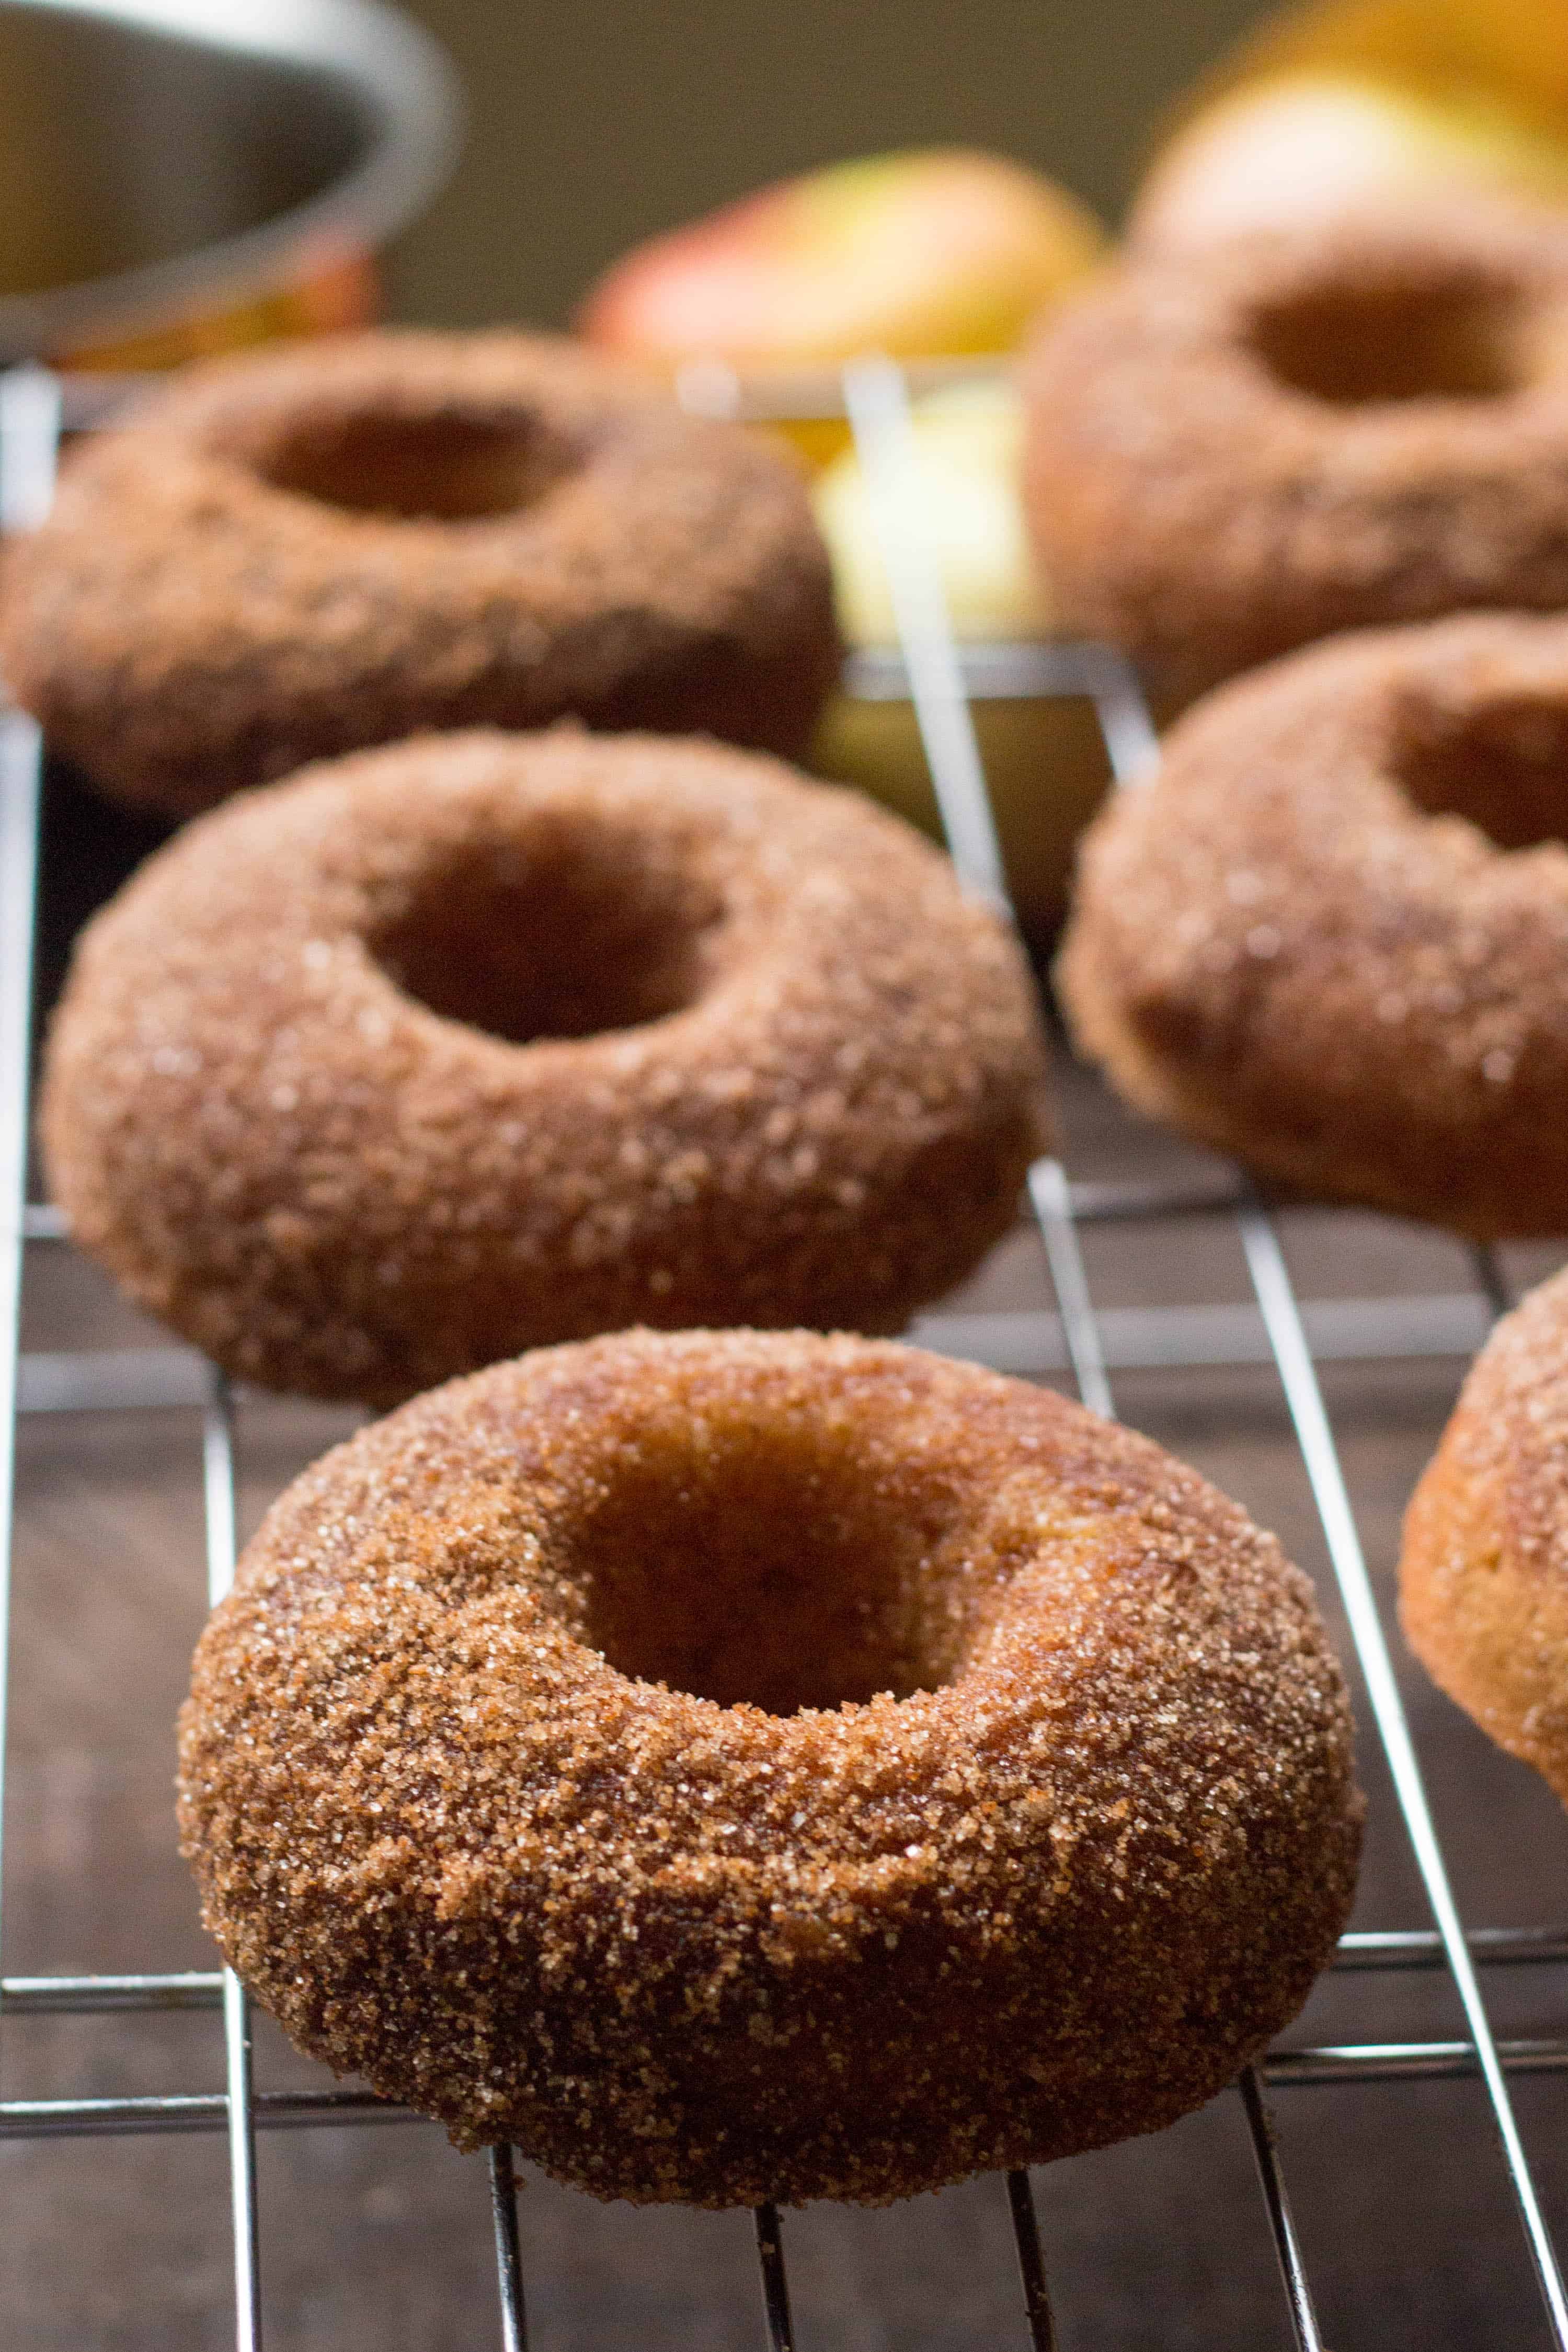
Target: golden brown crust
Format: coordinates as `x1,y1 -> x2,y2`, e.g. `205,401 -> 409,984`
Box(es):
178,1328 -> 1364,2205
41,728 -> 1050,1405
0,330 -> 841,814
1401,1267 -> 1568,1807
1022,203 -> 1568,705
1057,610 -> 1568,1238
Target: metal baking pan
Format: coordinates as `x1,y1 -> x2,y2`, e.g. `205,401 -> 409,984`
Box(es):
0,0 -> 459,367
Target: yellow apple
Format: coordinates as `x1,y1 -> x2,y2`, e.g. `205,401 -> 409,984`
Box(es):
1189,0 -> 1568,125
1132,0 -> 1568,252
1453,5 -> 1568,119
1131,67 -> 1568,249
577,150 -> 1106,466
808,379 -> 1111,942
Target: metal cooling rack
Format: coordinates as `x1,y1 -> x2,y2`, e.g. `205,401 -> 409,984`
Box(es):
2,354 -> 1567,2351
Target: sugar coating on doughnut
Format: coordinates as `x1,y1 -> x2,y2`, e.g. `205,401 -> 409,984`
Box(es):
0,329 -> 840,813
1058,610 -> 1568,1238
1023,202 -> 1568,704
178,1328 -> 1363,2206
1403,1266 -> 1568,1807
42,729 -> 1049,1403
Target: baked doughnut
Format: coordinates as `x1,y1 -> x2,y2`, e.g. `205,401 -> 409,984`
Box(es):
0,329 -> 840,815
41,728 -> 1049,1406
1058,610 -> 1568,1238
1022,203 -> 1568,706
1402,1263 -> 1568,1808
178,1327 -> 1364,2206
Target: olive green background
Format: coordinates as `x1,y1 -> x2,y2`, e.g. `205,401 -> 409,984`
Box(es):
384,0 -> 1273,329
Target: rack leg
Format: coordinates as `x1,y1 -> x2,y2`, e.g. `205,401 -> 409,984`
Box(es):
1238,2069 -> 1325,2351
1006,2169 -> 1060,2350
753,2202 -> 796,2350
488,2144 -> 529,2351
1468,1242 -> 1513,1325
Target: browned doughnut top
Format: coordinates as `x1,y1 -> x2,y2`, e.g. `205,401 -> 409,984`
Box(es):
0,330 -> 840,815
1402,1264 -> 1568,1809
1058,611 -> 1568,1238
42,728 -> 1048,1405
1023,203 -> 1568,705
178,1328 -> 1363,2206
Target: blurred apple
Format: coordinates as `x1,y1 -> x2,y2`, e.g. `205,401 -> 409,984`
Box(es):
1458,5 -> 1568,118
578,150 -> 1106,465
808,379 -> 1110,942
579,150 -> 1105,366
1131,68 -> 1568,249
1132,0 -> 1568,252
1181,0 -> 1568,125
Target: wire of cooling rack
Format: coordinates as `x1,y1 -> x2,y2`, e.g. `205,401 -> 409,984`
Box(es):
0,367 -> 60,2025
1,358 -> 1565,2349
202,1371 -> 262,2351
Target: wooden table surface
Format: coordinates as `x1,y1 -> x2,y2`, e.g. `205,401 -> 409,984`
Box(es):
6,767 -> 1567,2349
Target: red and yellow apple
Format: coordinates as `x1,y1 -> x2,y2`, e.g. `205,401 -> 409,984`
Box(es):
578,150 -> 1106,463
579,149 -> 1106,367
808,379 -> 1109,941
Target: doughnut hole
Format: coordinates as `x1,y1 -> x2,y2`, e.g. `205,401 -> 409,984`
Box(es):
368,830 -> 728,1044
1250,272 -> 1528,405
553,1416 -> 994,1715
1394,692 -> 1568,851
255,407 -> 583,521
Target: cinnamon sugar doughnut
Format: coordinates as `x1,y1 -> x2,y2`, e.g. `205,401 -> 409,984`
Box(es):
0,330 -> 840,815
41,729 -> 1048,1406
1402,1263 -> 1568,1807
1023,203 -> 1568,706
1058,611 -> 1568,1238
177,1328 -> 1364,2206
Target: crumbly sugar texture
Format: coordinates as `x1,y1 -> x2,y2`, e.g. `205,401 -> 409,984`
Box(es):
178,1329 -> 1364,2207
1058,610 -> 1568,1238
1403,1265 -> 1568,1805
0,329 -> 840,812
1023,200 -> 1568,706
42,729 -> 1050,1403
